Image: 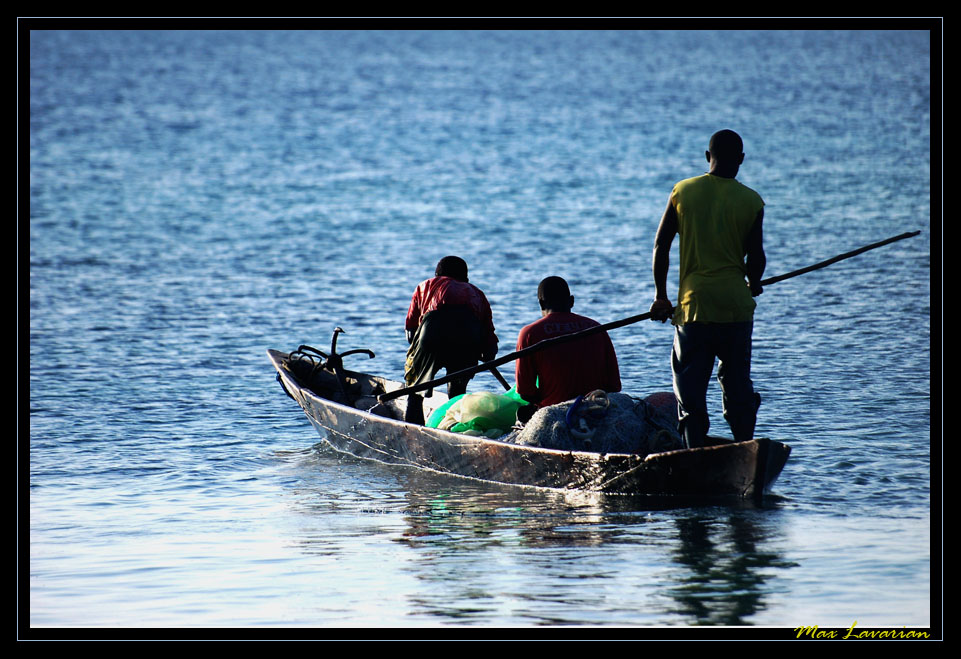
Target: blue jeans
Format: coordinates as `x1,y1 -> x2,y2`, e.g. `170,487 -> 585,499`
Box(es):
671,321 -> 760,448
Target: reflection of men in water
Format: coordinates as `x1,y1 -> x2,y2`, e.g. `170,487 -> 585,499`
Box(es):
671,513 -> 776,624
650,130 -> 766,448
515,276 -> 621,420
404,256 -> 498,423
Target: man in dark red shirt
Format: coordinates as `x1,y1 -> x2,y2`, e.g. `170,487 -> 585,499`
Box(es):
404,256 -> 498,423
514,277 -> 621,419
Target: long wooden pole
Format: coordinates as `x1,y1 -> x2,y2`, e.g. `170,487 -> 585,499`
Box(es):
379,230 -> 921,403
757,230 -> 920,286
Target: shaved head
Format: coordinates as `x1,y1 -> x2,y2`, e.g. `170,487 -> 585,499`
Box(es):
708,129 -> 744,161
435,255 -> 469,281
537,276 -> 573,312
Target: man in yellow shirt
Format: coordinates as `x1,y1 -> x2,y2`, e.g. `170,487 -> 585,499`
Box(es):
650,130 -> 766,448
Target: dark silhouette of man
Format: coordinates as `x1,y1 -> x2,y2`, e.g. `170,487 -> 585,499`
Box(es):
650,130 -> 766,448
404,256 -> 498,423
515,276 -> 621,421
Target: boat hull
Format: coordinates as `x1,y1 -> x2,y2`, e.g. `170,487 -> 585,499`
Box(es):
268,349 -> 790,500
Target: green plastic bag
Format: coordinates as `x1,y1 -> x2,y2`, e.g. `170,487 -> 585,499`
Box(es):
426,386 -> 529,437
426,393 -> 467,428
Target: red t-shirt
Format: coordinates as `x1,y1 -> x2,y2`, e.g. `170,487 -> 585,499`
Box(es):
514,311 -> 621,407
405,276 -> 497,349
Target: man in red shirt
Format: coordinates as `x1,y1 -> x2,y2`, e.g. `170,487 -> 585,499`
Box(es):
514,277 -> 621,420
404,256 -> 498,423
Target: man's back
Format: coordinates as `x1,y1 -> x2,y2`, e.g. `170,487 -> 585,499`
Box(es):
406,275 -> 496,344
515,311 -> 621,407
672,173 -> 765,324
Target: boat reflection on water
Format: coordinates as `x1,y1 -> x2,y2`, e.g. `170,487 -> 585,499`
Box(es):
665,509 -> 799,626
279,444 -> 795,626
387,469 -> 797,626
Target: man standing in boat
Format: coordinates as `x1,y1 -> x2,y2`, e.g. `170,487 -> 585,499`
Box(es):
514,276 -> 621,421
649,129 -> 766,449
404,256 -> 498,424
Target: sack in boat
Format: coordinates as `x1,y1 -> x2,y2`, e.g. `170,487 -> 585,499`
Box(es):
503,391 -> 682,455
426,388 -> 528,438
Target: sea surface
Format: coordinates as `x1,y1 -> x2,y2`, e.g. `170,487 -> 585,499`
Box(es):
25,26 -> 936,636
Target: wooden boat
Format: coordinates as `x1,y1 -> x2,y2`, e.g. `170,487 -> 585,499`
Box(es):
267,334 -> 791,502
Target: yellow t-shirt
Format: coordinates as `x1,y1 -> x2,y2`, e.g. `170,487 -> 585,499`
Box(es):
671,174 -> 764,325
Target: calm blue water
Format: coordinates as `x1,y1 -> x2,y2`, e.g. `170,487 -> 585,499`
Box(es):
26,28 -> 934,634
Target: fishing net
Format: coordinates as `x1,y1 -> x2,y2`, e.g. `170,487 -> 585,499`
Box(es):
502,390 -> 683,455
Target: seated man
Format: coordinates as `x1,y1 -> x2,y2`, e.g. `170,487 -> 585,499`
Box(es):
404,256 -> 498,423
514,276 -> 621,421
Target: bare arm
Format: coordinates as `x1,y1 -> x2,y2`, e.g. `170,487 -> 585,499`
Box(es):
650,198 -> 677,321
745,208 -> 766,296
